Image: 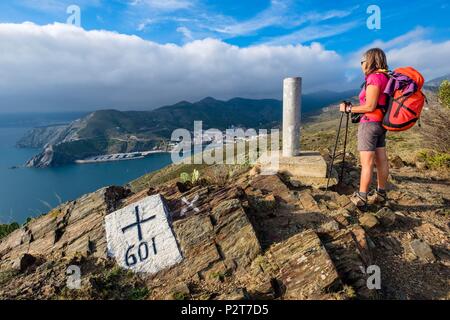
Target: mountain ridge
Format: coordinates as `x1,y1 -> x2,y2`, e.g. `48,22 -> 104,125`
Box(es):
19,72 -> 446,169
424,73 -> 450,89
18,91 -> 357,167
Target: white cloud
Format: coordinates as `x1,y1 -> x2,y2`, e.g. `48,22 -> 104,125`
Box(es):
262,21 -> 359,45
176,26 -> 193,41
131,1 -> 358,43
345,26 -> 450,81
137,18 -> 154,31
0,23 -> 449,113
0,22 -> 349,112
209,0 -> 288,36
349,26 -> 430,66
191,2 -> 358,38
131,0 -> 193,10
387,40 -> 450,80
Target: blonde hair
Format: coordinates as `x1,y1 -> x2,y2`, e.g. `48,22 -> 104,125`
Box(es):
362,48 -> 388,75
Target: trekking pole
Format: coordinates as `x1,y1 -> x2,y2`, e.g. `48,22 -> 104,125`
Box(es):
326,111 -> 344,191
340,112 -> 350,182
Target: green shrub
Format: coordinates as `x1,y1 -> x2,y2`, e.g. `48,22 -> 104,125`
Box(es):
439,80 -> 450,109
179,169 -> 201,185
0,222 -> 20,240
421,102 -> 450,153
179,172 -> 190,183
342,285 -> 357,300
90,266 -> 150,300
128,287 -> 150,300
172,291 -> 188,300
0,270 -> 18,286
191,169 -> 200,184
416,150 -> 450,169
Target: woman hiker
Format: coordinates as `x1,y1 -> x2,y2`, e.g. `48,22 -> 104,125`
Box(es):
339,48 -> 390,207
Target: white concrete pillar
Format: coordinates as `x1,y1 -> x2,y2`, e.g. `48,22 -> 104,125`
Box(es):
282,77 -> 302,157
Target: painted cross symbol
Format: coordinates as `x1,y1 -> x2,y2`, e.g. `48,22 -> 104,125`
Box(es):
180,195 -> 200,216
121,206 -> 156,241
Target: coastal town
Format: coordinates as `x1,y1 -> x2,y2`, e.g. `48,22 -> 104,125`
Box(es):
74,150 -> 168,164
74,127 -> 266,164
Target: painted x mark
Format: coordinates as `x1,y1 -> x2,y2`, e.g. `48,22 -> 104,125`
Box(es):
180,195 -> 200,216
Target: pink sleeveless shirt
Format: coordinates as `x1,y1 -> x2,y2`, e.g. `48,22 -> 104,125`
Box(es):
358,73 -> 389,123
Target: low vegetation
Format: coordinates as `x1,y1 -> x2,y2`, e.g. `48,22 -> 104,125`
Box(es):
89,266 -> 150,300
0,222 -> 20,240
0,270 -> 19,286
300,88 -> 449,169
438,80 -> 450,109
421,102 -> 450,154
129,142 -> 258,192
172,291 -> 188,300
180,169 -> 201,184
416,150 -> 450,170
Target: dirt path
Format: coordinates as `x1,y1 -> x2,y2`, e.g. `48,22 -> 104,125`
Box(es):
369,167 -> 450,299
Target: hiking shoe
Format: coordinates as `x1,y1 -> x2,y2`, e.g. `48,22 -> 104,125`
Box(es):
350,192 -> 368,207
368,189 -> 388,205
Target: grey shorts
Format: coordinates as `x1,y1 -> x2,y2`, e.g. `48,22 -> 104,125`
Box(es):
357,122 -> 386,151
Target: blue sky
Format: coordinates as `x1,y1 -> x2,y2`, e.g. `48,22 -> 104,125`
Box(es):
0,0 -> 449,112
1,0 -> 449,52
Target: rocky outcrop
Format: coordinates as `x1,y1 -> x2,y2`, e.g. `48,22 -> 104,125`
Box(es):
24,144 -> 86,168
1,164 -> 449,300
0,186 -> 131,271
25,144 -> 55,168
19,116 -> 91,167
261,230 -> 341,299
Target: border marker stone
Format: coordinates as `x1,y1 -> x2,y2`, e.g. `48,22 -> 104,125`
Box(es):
105,194 -> 183,274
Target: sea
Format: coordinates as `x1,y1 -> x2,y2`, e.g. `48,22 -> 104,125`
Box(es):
0,113 -> 173,224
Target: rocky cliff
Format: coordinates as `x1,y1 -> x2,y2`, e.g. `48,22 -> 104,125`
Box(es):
19,116 -> 92,167
16,124 -> 70,149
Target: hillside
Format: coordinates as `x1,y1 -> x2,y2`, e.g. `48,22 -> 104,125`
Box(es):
424,74 -> 450,90
18,91 -> 358,168
1,89 -> 448,300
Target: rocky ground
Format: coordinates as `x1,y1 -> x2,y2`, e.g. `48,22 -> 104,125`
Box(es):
1,90 -> 448,300
0,152 -> 448,300
329,156 -> 449,299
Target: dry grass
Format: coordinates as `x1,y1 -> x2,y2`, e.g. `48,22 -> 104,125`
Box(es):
421,103 -> 450,154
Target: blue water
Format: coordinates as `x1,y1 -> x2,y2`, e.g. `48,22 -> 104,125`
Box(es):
0,119 -> 173,224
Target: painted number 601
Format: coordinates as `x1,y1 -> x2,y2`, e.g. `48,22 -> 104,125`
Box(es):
125,242 -> 149,267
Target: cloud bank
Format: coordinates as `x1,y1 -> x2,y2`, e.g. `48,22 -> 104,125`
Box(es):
0,22 -> 449,112
0,22 -> 347,112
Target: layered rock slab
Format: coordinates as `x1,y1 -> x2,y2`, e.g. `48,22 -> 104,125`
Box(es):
267,230 -> 341,299
0,186 -> 130,270
0,174 -> 372,300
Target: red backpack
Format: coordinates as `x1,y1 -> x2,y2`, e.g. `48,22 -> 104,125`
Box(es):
382,67 -> 426,131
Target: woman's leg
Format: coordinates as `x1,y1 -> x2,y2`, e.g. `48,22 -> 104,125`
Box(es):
352,122 -> 377,206
359,151 -> 375,193
375,147 -> 389,190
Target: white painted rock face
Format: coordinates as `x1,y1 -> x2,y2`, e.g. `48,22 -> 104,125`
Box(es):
105,195 -> 183,274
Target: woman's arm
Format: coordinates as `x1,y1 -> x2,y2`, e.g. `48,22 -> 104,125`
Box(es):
339,84 -> 380,113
